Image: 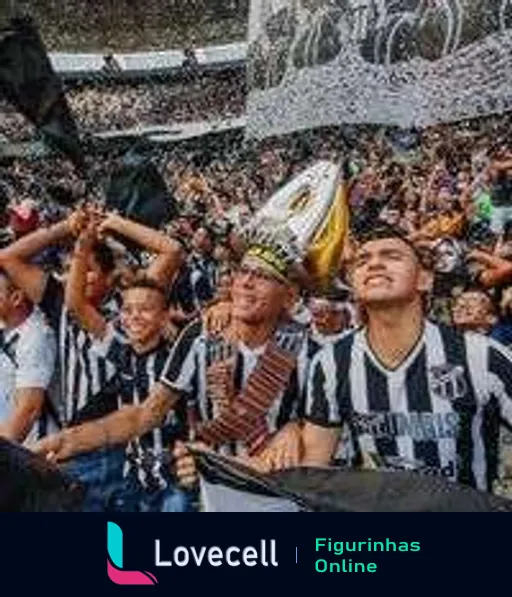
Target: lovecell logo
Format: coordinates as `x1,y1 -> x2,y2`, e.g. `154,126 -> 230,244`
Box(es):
107,522 -> 158,586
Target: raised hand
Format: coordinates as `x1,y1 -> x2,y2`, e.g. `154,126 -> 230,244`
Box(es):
202,300 -> 232,337
66,206 -> 90,237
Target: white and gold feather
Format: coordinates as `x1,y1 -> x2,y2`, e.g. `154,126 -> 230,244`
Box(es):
243,161 -> 349,288
247,161 -> 341,253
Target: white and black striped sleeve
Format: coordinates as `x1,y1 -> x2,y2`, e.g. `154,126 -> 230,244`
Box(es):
91,322 -> 128,363
487,338 -> 512,427
305,339 -> 351,428
159,320 -> 202,394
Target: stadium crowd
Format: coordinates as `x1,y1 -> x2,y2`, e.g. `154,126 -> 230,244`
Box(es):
0,70 -> 246,143
0,0 -> 247,51
4,72 -> 512,509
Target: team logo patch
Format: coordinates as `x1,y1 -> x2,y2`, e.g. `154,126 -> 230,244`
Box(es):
429,364 -> 468,402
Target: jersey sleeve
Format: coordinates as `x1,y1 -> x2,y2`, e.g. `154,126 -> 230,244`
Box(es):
487,337 -> 512,428
15,321 -> 56,390
305,344 -> 347,428
160,320 -> 203,394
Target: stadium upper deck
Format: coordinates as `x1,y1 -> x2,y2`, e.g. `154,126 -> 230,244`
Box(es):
0,0 -> 248,51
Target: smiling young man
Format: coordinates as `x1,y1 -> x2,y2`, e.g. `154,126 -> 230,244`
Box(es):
3,208 -> 183,511
73,277 -> 190,511
33,224 -> 189,511
303,224 -> 512,493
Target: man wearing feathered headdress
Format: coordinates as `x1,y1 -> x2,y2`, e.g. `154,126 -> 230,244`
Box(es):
31,220 -> 321,486
32,161 -> 349,492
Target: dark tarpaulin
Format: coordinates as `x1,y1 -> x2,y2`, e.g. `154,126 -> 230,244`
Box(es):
0,17 -> 84,169
193,449 -> 512,513
105,158 -> 177,230
0,438 -> 84,512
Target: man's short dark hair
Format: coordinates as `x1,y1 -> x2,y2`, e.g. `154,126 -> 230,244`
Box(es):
91,243 -> 116,275
353,223 -> 434,270
197,225 -> 215,241
121,276 -> 168,306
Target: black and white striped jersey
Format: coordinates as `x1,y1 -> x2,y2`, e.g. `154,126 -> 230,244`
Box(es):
188,254 -> 217,310
306,320 -> 512,492
160,319 -> 318,454
171,256 -> 217,314
39,275 -> 119,425
94,327 -> 187,491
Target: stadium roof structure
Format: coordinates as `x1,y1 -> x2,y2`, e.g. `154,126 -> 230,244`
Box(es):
49,42 -> 247,80
92,116 -> 246,144
0,116 -> 247,159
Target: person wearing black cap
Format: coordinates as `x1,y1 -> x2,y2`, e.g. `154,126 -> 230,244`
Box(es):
303,223 -> 512,493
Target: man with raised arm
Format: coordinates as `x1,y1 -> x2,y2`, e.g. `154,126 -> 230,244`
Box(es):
34,227 -> 318,492
0,208 -> 183,510
33,218 -> 189,511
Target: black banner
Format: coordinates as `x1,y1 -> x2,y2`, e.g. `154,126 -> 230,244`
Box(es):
105,158 -> 177,231
0,16 -> 84,169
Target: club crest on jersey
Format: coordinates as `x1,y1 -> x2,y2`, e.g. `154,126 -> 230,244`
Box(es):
429,364 -> 468,402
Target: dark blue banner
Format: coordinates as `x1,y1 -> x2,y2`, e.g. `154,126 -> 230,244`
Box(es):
2,514 -> 506,595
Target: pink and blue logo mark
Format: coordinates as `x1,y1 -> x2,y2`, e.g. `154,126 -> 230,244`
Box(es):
107,522 -> 158,585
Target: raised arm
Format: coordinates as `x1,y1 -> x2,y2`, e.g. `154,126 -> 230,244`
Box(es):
99,214 -> 183,286
64,226 -> 108,339
0,211 -> 85,304
491,158 -> 512,173
468,249 -> 512,288
0,220 -> 69,262
32,382 -> 179,462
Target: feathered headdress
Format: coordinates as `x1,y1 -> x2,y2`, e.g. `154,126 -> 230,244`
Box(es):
241,216 -> 304,283
240,161 -> 349,288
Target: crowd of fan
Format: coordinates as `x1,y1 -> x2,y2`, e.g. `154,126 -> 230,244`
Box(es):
67,73 -> 246,132
1,0 -> 247,51
3,116 -> 512,339
3,108 -> 512,507
0,71 -> 246,143
4,112 -> 512,311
